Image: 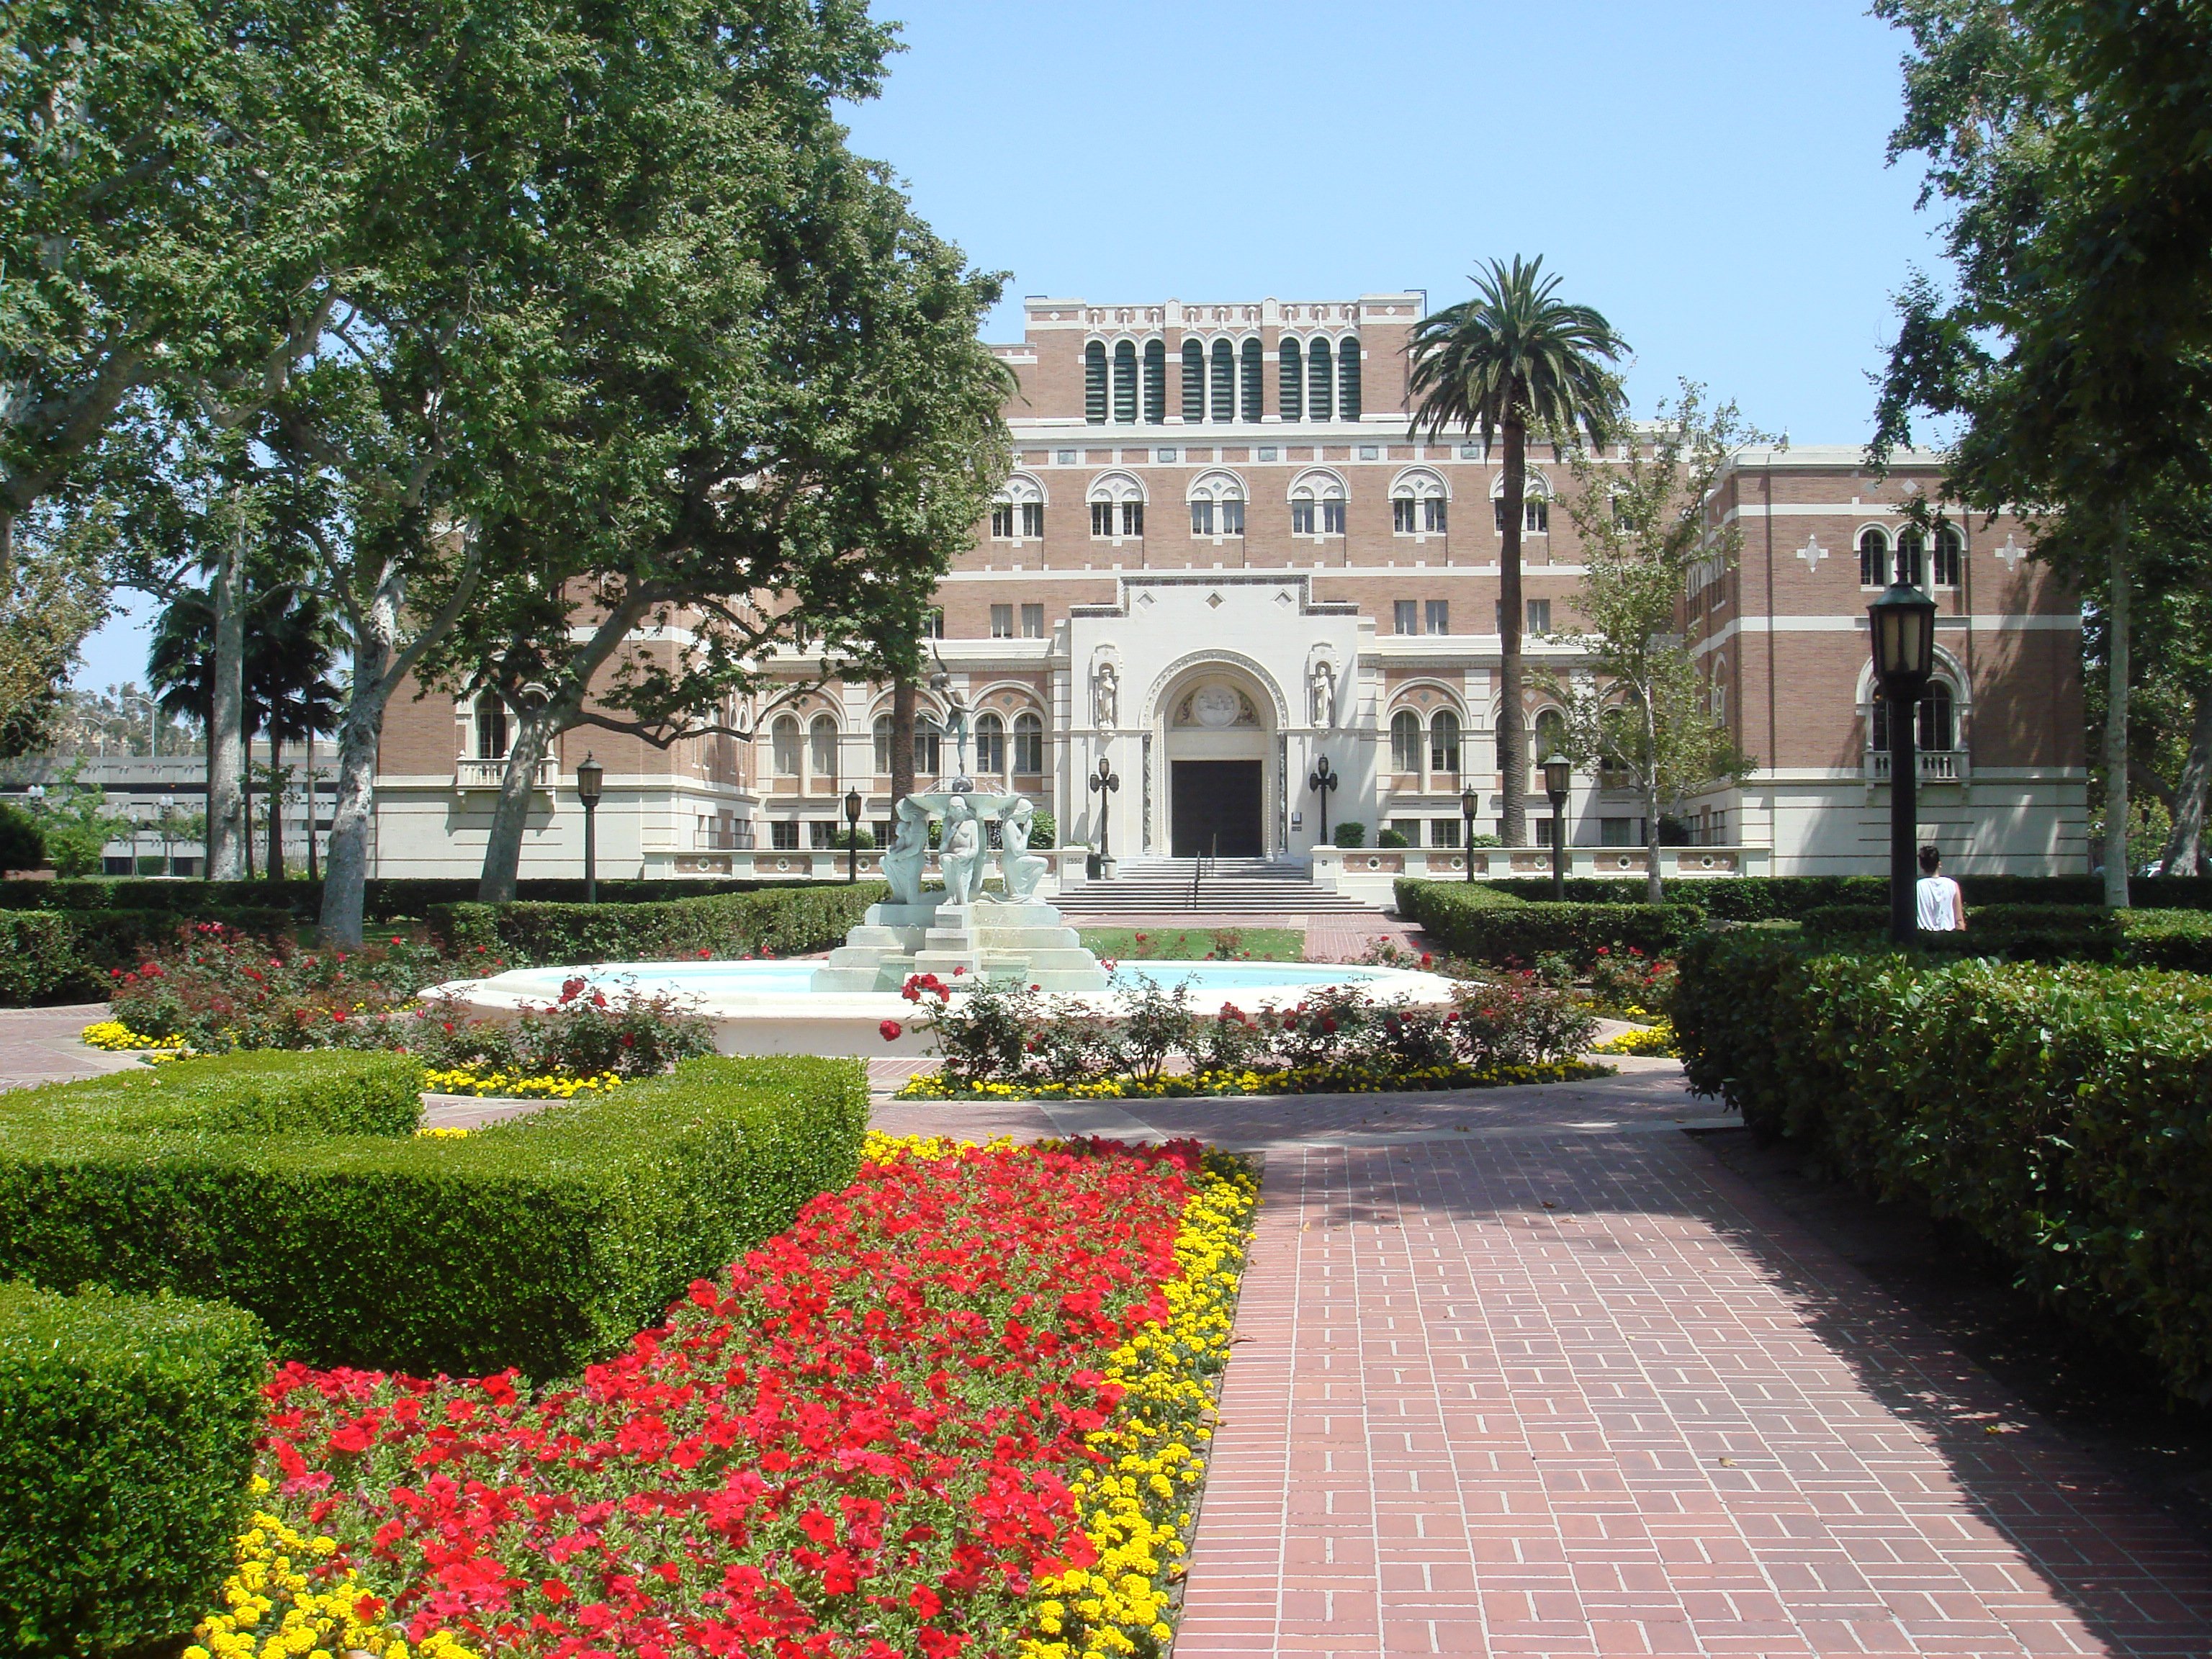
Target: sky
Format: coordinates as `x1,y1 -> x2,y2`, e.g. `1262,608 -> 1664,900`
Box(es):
76,0 -> 1948,693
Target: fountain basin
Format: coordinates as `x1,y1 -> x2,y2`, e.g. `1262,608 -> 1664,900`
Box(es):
424,958 -> 1460,1058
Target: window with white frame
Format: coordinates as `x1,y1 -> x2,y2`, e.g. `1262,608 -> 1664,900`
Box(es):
1390,709 -> 1421,772
990,475 -> 1045,541
1527,598 -> 1551,635
1897,529 -> 1928,588
770,716 -> 801,777
1306,337 -> 1334,421
1871,680 -> 1957,752
1393,600 -> 1419,635
474,696 -> 508,759
1087,472 -> 1146,541
1020,603 -> 1044,639
1013,711 -> 1044,775
1288,469 -> 1346,537
990,604 -> 1014,639
1491,471 -> 1551,534
1858,526 -> 1889,586
1390,469 -> 1449,538
1429,817 -> 1461,848
770,819 -> 800,850
974,711 -> 1005,773
872,715 -> 893,773
807,715 -> 837,781
1933,524 -> 1963,587
1426,599 -> 1450,635
1429,710 -> 1462,774
1187,471 -> 1245,538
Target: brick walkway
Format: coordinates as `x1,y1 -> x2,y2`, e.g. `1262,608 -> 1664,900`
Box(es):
885,1066 -> 2212,1658
0,1002 -> 140,1089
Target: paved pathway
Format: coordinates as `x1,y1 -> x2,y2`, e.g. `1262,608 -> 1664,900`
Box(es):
883,1065 -> 2212,1658
0,1002 -> 140,1089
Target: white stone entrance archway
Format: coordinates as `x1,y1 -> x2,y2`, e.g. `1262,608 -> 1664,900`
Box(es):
1146,657 -> 1285,858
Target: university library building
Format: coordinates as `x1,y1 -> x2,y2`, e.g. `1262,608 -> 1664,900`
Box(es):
370,291 -> 2088,891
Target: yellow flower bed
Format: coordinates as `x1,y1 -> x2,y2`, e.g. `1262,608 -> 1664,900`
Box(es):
185,1480 -> 480,1659
1021,1148 -> 1256,1659
1593,1018 -> 1678,1057
81,1019 -> 189,1056
895,1058 -> 1607,1102
418,1066 -> 623,1099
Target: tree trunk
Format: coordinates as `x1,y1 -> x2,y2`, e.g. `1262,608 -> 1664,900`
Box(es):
305,726 -> 318,883
241,737 -> 256,880
207,521 -> 246,878
2162,688 -> 2212,878
2103,516 -> 2131,908
266,731 -> 285,881
1642,708 -> 1665,907
1497,417 -> 1528,847
891,676 -> 917,806
318,647 -> 389,948
477,706 -> 565,904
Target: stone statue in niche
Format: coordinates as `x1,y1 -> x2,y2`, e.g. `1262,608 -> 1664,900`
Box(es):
1092,660 -> 1118,728
1309,659 -> 1337,727
884,795 -> 931,907
938,793 -> 986,904
999,797 -> 1048,903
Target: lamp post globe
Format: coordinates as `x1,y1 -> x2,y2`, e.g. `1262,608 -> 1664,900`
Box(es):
574,752 -> 605,904
1868,573 -> 1938,944
843,787 -> 863,884
1542,755 -> 1572,899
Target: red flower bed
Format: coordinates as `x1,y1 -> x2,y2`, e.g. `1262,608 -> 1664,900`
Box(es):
255,1141 -> 1205,1657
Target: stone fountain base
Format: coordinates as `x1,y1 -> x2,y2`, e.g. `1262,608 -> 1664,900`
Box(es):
810,895 -> 1109,994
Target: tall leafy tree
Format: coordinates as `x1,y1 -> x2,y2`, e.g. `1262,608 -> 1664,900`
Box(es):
1408,257 -> 1627,845
1871,0 -> 2212,904
1552,386 -> 1759,904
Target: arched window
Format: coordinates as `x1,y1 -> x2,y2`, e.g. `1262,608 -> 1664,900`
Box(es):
1429,709 -> 1462,775
1390,709 -> 1422,773
1393,468 -> 1449,536
1933,524 -> 1964,587
989,473 -> 1046,541
808,715 -> 837,781
974,711 -> 1005,775
1112,339 -> 1137,423
1142,340 -> 1166,423
1084,341 -> 1107,424
1288,468 -> 1346,537
1534,709 -> 1568,763
872,715 -> 893,774
1897,529 -> 1926,588
1871,682 -> 1958,752
771,716 -> 801,777
475,696 -> 508,759
1491,471 -> 1550,534
1307,337 -> 1334,421
1187,470 -> 1246,538
1279,338 -> 1303,421
1210,339 -> 1234,423
1087,470 -> 1146,540
914,714 -> 941,778
1338,336 -> 1361,421
1180,339 -> 1205,423
1240,338 -> 1263,421
1013,711 -> 1045,775
1858,526 -> 1889,586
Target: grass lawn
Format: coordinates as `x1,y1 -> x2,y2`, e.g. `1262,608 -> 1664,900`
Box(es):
1079,926 -> 1308,962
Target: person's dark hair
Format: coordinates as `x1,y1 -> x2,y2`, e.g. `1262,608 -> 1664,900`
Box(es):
1917,844 -> 1942,876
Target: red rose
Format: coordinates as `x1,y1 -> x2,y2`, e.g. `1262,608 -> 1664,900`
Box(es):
879,1020 -> 903,1041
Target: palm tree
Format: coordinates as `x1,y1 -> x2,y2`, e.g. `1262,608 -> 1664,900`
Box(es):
1409,257 -> 1627,845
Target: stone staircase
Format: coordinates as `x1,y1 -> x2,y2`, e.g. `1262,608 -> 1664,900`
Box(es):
811,897 -> 1107,992
1048,858 -> 1380,920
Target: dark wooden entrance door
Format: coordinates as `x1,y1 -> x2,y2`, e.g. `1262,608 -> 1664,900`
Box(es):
1172,760 -> 1264,856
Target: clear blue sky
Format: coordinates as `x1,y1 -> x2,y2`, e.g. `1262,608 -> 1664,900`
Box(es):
76,0 -> 1943,693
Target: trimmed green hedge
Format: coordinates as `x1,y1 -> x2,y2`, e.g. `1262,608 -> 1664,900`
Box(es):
1470,872 -> 2180,917
1673,931 -> 2212,1401
1394,878 -> 1704,964
0,907 -> 296,1005
0,1284 -> 266,1658
0,873 -> 847,922
433,881 -> 887,964
0,1050 -> 869,1377
1797,903 -> 2212,971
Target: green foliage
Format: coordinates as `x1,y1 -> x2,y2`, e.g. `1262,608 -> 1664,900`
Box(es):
1394,878 -> 1703,965
27,782 -> 124,878
1375,827 -> 1409,848
1673,931 -> 2212,1401
1467,873 -> 2142,917
1030,811 -> 1057,849
1077,927 -> 1305,963
433,883 -> 885,966
0,907 -> 296,1007
0,1283 -> 267,1659
0,1051 -> 868,1378
0,873 -> 838,920
1333,822 -> 1366,848
1799,902 -> 2212,971
0,802 -> 45,873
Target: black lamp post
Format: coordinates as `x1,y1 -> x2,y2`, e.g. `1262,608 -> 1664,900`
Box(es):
1308,755 -> 1338,844
1542,755 -> 1572,901
1462,785 -> 1480,882
1089,755 -> 1120,871
1869,566 -> 1938,943
574,752 -> 604,904
843,786 -> 863,884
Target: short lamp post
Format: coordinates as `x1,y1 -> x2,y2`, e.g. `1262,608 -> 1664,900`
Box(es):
574,752 -> 605,904
1542,755 -> 1572,901
1869,571 -> 1938,944
1089,755 -> 1120,875
843,786 -> 863,884
1308,755 -> 1338,844
1461,786 -> 1480,883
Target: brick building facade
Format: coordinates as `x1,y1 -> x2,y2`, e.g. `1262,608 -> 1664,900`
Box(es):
368,291 -> 2087,883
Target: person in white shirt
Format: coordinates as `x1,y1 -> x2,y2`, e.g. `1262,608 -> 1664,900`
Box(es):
1915,845 -> 1966,932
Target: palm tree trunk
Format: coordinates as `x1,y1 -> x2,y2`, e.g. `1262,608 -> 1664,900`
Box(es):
266,731 -> 284,881
891,676 -> 917,806
207,520 -> 247,879
305,726 -> 318,884
241,734 -> 256,881
1498,416 -> 1529,847
2159,688 -> 2212,877
2103,512 -> 2131,908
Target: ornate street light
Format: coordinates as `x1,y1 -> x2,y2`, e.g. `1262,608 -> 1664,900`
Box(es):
1542,755 -> 1572,901
1308,755 -> 1339,844
1461,785 -> 1480,883
574,752 -> 605,904
1089,755 -> 1120,875
1869,567 -> 1938,943
843,787 -> 863,885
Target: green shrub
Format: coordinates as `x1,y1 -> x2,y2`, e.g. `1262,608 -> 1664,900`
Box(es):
1475,872 -> 2131,918
1333,822 -> 1365,848
0,1051 -> 868,1377
1672,932 -> 2212,1401
1796,903 -> 2212,971
0,804 -> 43,874
1394,878 -> 1704,965
0,1284 -> 266,1658
1375,827 -> 1409,848
1030,811 -> 1057,848
0,907 -> 297,1007
431,881 -> 885,965
0,873 -> 852,923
